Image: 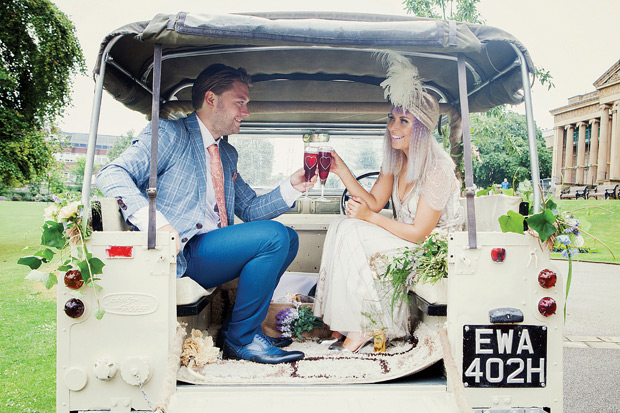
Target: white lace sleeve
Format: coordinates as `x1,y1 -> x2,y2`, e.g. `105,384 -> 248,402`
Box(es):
420,160 -> 455,211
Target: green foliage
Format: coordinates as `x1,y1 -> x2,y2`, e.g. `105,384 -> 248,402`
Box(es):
18,196 -> 106,318
379,232 -> 449,317
107,130 -> 135,162
403,0 -> 484,23
471,110 -> 552,189
0,0 -> 85,186
403,1 -> 554,90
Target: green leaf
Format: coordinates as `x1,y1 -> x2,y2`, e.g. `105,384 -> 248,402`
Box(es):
88,257 -> 105,275
77,259 -> 92,284
498,210 -> 525,234
526,209 -> 557,242
25,270 -> 58,290
17,255 -> 43,270
545,197 -> 558,213
69,290 -> 84,299
500,188 -> 514,196
41,221 -> 66,249
95,309 -> 106,320
57,264 -> 72,271
34,248 -> 55,262
476,187 -> 491,197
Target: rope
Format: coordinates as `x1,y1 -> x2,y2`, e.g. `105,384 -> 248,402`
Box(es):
439,328 -> 472,413
152,323 -> 187,413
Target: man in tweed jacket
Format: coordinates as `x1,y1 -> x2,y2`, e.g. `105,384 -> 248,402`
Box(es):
97,64 -> 315,364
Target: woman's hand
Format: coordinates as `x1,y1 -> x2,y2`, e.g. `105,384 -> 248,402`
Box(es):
346,196 -> 373,222
329,150 -> 349,178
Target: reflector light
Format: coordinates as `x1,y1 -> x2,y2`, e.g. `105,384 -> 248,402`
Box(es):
106,245 -> 133,258
538,269 -> 557,288
538,297 -> 557,317
491,248 -> 506,262
64,298 -> 85,319
64,270 -> 84,290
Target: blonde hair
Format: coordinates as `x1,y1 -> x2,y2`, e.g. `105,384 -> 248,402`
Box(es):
381,106 -> 454,185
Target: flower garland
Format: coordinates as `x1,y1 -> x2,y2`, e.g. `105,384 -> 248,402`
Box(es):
275,301 -> 323,339
18,195 -> 106,319
498,193 -> 613,319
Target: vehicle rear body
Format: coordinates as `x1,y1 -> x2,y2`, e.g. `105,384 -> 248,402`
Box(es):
58,12 -> 561,413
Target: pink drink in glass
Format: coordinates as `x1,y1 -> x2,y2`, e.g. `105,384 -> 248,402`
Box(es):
304,150 -> 318,182
318,150 -> 332,181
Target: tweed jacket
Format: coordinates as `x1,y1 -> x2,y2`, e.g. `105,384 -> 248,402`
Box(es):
96,112 -> 292,276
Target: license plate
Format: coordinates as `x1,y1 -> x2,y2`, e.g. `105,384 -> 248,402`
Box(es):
462,325 -> 547,388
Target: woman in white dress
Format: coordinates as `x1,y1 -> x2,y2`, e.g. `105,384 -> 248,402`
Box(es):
313,52 -> 463,352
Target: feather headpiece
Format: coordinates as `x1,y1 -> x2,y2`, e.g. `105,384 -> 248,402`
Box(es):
377,50 -> 423,110
376,50 -> 439,131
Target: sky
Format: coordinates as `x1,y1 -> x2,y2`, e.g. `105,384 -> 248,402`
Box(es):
50,0 -> 620,136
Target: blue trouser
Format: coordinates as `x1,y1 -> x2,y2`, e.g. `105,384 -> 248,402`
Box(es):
183,221 -> 299,346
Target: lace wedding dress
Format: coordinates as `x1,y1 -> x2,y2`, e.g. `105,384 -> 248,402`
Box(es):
313,161 -> 463,339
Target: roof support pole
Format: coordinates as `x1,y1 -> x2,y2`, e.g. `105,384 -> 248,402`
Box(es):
147,44 -> 163,249
80,49 -> 110,232
512,44 -> 542,213
457,54 -> 477,249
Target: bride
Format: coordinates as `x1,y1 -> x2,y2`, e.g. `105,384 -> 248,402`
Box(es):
313,52 -> 463,352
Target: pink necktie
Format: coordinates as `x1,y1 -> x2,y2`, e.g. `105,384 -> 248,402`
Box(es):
207,144 -> 228,227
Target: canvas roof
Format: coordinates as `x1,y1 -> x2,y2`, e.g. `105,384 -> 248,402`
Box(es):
94,12 -> 534,124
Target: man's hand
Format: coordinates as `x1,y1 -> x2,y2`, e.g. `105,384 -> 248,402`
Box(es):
290,167 -> 318,193
159,224 -> 181,254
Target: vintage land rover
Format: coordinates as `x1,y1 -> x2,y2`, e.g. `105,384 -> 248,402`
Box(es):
57,12 -> 563,413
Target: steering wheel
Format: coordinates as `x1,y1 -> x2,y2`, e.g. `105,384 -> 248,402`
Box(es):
340,171 -> 394,216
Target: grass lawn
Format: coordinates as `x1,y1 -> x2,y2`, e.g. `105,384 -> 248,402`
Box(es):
0,201 -> 56,413
552,199 -> 620,263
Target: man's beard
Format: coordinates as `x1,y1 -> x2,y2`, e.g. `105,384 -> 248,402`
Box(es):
211,102 -> 239,138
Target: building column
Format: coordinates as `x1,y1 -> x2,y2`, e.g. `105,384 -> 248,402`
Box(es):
597,104 -> 611,182
563,124 -> 575,183
588,119 -> 600,185
552,126 -> 564,183
575,121 -> 587,184
610,102 -> 620,181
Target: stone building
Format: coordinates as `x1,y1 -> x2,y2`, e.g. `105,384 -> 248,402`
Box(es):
550,59 -> 620,186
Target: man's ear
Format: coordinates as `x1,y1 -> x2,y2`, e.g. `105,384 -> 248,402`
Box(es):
204,90 -> 217,109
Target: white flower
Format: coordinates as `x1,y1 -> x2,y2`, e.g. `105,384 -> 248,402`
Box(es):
43,204 -> 60,222
57,201 -> 81,221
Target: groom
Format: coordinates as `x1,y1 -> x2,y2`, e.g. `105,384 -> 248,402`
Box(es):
97,64 -> 316,364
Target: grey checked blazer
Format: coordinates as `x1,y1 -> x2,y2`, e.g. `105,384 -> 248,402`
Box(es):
96,112 -> 292,276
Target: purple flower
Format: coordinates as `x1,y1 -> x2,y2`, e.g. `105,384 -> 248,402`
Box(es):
52,195 -> 60,203
557,235 -> 571,246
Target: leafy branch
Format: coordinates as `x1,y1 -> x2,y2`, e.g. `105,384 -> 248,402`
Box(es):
18,197 -> 106,319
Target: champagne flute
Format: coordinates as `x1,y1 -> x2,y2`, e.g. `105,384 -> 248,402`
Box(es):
316,146 -> 332,202
303,145 -> 318,199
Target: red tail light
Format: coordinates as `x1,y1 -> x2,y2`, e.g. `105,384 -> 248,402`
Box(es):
538,269 -> 557,288
64,270 -> 84,290
64,298 -> 85,319
491,248 -> 506,262
538,297 -> 557,317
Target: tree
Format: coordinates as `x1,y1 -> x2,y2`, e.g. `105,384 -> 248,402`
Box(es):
107,130 -> 136,162
471,110 -> 552,189
0,0 -> 85,186
403,0 -> 484,23
403,0 -> 553,90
